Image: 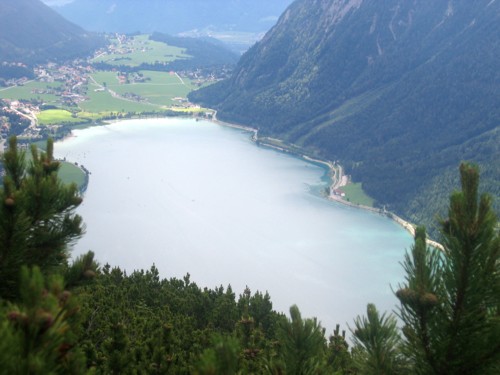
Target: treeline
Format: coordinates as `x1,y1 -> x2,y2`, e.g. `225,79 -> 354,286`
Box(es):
0,138 -> 499,374
0,64 -> 34,81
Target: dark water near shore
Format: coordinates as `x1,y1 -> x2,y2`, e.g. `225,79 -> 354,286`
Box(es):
55,118 -> 413,331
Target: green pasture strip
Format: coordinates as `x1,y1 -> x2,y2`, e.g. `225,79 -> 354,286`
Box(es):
80,87 -> 160,113
91,71 -> 119,87
109,83 -> 190,105
0,81 -> 63,103
170,107 -> 208,113
86,70 -> 195,109
91,34 -> 191,67
76,111 -> 119,123
37,109 -> 83,125
77,111 -> 111,120
141,70 -> 184,85
58,161 -> 86,189
340,183 -> 375,207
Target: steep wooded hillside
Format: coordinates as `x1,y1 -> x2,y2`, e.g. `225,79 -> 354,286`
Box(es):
0,0 -> 103,64
190,0 -> 500,230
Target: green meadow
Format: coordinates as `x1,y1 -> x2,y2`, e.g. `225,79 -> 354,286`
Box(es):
0,81 -> 63,104
90,71 -> 118,87
113,73 -> 193,104
80,86 -> 160,113
92,34 -> 191,67
58,161 -> 87,189
84,70 -> 196,111
37,109 -> 83,125
340,183 -> 375,207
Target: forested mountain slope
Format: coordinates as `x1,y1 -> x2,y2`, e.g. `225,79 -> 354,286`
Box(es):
190,0 -> 500,230
0,0 -> 103,64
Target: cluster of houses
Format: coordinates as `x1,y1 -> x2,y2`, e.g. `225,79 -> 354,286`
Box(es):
183,67 -> 232,87
93,33 -> 151,62
35,63 -> 93,106
0,99 -> 42,139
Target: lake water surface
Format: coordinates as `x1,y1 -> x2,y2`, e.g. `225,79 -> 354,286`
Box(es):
55,118 -> 413,332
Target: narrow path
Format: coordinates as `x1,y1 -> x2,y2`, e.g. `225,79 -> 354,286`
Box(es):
88,74 -> 162,108
175,72 -> 185,85
0,80 -> 35,92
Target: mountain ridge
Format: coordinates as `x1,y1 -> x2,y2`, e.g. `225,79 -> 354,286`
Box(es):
0,0 -> 104,64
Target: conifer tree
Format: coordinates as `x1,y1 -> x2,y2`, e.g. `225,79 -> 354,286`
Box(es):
195,334 -> 240,375
351,304 -> 406,375
277,304 -> 326,374
0,266 -> 87,374
325,324 -> 355,374
396,163 -> 500,374
0,137 -> 84,300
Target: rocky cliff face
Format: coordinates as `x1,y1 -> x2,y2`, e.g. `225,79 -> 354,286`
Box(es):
190,0 -> 500,229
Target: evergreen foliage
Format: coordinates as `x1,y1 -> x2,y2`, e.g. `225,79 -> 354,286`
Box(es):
75,265 -> 290,373
351,304 -> 406,375
325,325 -> 354,374
396,163 -> 500,374
196,334 -> 241,375
276,305 -> 327,374
0,137 -> 84,300
0,266 -> 86,374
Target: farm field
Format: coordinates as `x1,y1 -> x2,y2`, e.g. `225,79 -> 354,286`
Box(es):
86,70 -> 195,109
80,87 -> 158,113
38,109 -> 84,125
92,34 -> 191,67
90,71 -> 118,87
0,81 -> 63,104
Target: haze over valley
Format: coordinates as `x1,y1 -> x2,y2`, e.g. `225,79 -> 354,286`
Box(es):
42,0 -> 295,53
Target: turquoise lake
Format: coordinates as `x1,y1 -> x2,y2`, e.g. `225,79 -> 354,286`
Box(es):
55,117 -> 413,332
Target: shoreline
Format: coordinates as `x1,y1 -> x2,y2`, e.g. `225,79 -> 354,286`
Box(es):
210,114 -> 443,250
54,114 -> 442,250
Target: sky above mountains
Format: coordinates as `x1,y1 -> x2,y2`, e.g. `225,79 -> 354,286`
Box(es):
41,0 -> 294,52
41,0 -> 294,33
42,0 -> 74,5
